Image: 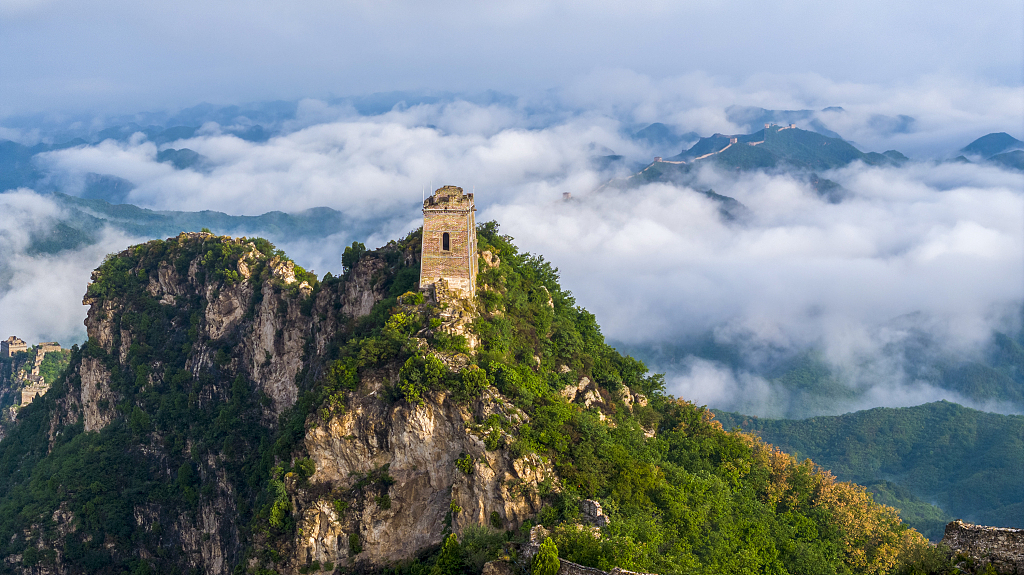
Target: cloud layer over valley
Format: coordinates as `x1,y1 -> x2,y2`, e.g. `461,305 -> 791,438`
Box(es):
1,80 -> 1022,417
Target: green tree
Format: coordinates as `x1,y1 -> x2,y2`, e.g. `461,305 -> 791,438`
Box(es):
532,537 -> 559,575
432,533 -> 463,575
342,242 -> 366,273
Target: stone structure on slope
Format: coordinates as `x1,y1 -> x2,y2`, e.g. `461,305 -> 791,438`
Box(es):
419,185 -> 478,299
1,336 -> 27,358
942,520 -> 1024,574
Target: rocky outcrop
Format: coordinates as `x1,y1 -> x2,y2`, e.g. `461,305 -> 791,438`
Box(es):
342,256 -> 388,318
79,357 -> 117,432
5,231 -> 549,575
19,233 -> 404,575
942,520 -> 1024,574
291,381 -> 550,570
580,499 -> 609,528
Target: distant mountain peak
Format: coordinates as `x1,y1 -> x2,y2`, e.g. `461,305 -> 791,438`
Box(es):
960,132 -> 1024,157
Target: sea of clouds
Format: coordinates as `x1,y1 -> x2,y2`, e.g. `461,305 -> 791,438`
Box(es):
1,73 -> 1022,416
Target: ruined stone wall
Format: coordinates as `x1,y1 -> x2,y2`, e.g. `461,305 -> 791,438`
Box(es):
483,558 -> 655,575
558,560 -> 610,575
30,343 -> 61,377
942,520 -> 1024,574
420,186 -> 478,299
1,336 -> 28,358
21,383 -> 48,406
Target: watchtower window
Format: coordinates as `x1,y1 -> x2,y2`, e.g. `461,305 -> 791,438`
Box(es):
442,232 -> 450,251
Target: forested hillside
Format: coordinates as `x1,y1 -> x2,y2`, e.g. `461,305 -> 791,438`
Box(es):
0,224 -> 939,574
715,402 -> 1024,541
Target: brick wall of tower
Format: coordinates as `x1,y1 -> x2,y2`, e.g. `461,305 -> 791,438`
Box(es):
419,186 -> 478,299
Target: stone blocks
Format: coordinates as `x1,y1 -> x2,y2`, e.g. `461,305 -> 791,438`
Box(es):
419,186 -> 478,299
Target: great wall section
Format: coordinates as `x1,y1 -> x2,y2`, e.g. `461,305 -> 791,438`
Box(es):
942,521 -> 1024,574
0,336 -> 69,439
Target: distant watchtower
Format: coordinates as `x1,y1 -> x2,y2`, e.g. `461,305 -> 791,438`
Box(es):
419,185 -> 478,299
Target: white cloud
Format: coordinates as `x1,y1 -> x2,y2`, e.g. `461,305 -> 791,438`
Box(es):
0,191 -> 142,346
3,92 -> 1023,417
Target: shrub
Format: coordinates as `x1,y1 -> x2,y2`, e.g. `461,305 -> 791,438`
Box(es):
431,533 -> 463,575
294,458 -> 316,480
453,367 -> 490,401
462,524 -> 505,572
333,500 -> 349,518
399,291 -> 425,305
267,480 -> 290,529
455,453 -> 474,475
399,353 -> 447,405
532,537 -> 559,575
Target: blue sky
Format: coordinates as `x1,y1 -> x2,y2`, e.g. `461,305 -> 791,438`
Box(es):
1,0 -> 1021,116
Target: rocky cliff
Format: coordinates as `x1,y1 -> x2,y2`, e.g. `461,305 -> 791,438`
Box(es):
0,226 -> 934,575
287,386 -> 549,571
0,230 -> 558,575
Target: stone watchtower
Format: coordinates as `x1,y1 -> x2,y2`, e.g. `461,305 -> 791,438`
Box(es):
419,185 -> 478,299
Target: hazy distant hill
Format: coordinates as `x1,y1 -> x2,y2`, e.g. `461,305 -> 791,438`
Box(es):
0,125 -> 268,194
715,401 -> 1024,541
618,317 -> 1024,420
725,106 -> 845,139
989,150 -> 1024,170
24,193 -> 371,256
960,132 -> 1024,158
666,125 -> 896,170
624,125 -> 904,201
631,123 -> 699,156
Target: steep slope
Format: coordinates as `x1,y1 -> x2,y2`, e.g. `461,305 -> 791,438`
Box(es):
0,225 -> 933,575
715,402 -> 1024,540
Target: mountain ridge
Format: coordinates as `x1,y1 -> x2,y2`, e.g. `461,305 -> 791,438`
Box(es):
0,225 -> 939,575
714,401 -> 1024,541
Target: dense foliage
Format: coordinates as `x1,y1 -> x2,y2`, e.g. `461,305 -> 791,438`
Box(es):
455,223 -> 930,575
715,402 -> 1024,540
37,349 -> 73,385
0,233 -> 317,573
0,224 -> 937,575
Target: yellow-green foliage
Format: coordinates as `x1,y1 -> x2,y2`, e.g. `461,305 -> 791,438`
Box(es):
0,224 -> 933,575
532,537 -> 560,575
472,221 -> 928,575
432,534 -> 464,575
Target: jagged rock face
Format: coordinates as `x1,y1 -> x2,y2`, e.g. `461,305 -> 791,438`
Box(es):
85,239 -> 365,424
79,358 -> 116,432
6,233 -> 550,575
19,235 -> 396,575
295,384 -> 549,570
343,256 -> 388,318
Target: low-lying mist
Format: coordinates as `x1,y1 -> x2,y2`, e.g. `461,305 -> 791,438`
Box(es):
1,81 -> 1021,417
